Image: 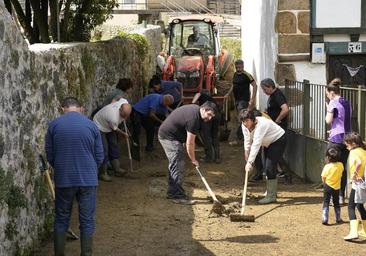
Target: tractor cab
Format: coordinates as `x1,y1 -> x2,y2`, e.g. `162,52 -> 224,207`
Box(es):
163,15 -> 229,104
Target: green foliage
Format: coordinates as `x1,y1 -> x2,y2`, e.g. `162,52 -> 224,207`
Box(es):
67,0 -> 119,42
117,31 -> 149,59
220,38 -> 242,61
6,0 -> 118,43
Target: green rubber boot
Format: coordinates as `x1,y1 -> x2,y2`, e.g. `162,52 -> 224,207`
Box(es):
54,232 -> 66,256
258,179 -> 277,204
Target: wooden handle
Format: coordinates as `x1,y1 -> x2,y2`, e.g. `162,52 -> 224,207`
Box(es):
123,121 -> 132,160
195,167 -> 218,202
240,168 -> 249,215
123,120 -> 133,172
44,170 -> 55,200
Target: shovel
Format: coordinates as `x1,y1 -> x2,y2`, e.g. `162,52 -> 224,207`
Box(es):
195,166 -> 225,215
38,155 -> 79,240
123,120 -> 133,172
230,167 -> 255,222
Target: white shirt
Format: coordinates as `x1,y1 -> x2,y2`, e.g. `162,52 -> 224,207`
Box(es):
156,55 -> 166,71
93,98 -> 128,133
242,116 -> 285,164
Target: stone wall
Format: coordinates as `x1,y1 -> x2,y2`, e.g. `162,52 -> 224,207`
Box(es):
275,0 -> 310,85
0,1 -> 160,254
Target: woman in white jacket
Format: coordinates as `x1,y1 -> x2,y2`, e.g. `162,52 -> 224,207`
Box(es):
240,109 -> 286,204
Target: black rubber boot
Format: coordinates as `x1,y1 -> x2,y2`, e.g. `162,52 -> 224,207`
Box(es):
54,232 -> 66,256
80,235 -> 93,256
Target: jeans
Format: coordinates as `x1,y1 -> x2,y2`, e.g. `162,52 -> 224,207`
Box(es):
201,113 -> 220,160
264,135 -> 286,180
323,183 -> 340,209
158,136 -> 186,199
235,100 -> 249,140
131,110 -> 156,151
55,186 -> 97,236
100,131 -> 120,164
348,188 -> 366,220
327,142 -> 349,198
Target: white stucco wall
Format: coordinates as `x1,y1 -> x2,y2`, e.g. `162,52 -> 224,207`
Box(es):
292,62 -> 327,85
315,0 -> 361,28
242,0 -> 278,110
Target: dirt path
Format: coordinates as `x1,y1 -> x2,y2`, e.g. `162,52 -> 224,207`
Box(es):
38,141 -> 365,256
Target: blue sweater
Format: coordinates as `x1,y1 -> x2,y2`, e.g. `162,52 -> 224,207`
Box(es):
45,112 -> 104,188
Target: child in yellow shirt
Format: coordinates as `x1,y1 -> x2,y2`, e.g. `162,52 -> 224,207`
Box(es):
343,132 -> 366,241
321,147 -> 344,225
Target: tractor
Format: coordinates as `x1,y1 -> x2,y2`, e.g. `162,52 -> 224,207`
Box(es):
162,15 -> 233,104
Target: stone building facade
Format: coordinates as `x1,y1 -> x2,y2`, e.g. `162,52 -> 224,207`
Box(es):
275,0 -> 310,85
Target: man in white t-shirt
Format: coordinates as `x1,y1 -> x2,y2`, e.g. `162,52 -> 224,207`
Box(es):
93,98 -> 132,181
240,109 -> 286,204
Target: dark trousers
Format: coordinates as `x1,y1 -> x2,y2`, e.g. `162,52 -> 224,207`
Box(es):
100,131 -> 120,164
348,188 -> 366,220
235,100 -> 249,140
132,110 -> 155,151
254,147 -> 264,177
323,183 -> 340,209
158,136 -> 186,199
264,135 -> 286,180
327,142 -> 349,198
55,186 -> 97,236
201,113 -> 220,160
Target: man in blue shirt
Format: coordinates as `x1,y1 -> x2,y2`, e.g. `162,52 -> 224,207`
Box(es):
132,94 -> 174,154
45,97 -> 104,256
149,76 -> 183,109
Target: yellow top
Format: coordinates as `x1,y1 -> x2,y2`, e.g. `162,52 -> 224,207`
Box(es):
321,162 -> 344,190
348,147 -> 366,179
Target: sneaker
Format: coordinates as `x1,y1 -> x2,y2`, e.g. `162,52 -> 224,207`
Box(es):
171,198 -> 196,205
336,219 -> 344,224
277,172 -> 286,178
114,168 -> 127,177
166,194 -> 187,200
99,173 -> 112,182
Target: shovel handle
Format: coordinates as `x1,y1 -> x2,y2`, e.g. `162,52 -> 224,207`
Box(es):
241,168 -> 249,215
123,120 -> 133,172
195,166 -> 219,202
44,170 -> 55,200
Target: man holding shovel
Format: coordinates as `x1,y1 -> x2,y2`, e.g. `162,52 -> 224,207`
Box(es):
93,98 -> 132,181
45,97 -> 104,256
158,102 -> 217,204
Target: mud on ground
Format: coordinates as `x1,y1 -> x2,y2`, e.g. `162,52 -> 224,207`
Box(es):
38,141 -> 365,256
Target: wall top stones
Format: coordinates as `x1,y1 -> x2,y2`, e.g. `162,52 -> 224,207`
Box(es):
278,0 -> 310,10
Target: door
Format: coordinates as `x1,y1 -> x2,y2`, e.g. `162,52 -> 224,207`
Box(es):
327,54 -> 366,86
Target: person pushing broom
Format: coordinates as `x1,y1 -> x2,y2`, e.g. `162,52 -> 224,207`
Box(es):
240,108 -> 286,204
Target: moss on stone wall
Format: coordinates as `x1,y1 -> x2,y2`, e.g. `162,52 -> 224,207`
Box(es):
10,50 -> 19,69
117,31 -> 149,59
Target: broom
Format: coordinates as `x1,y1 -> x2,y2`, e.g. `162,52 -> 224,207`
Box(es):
230,167 -> 255,222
